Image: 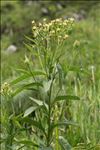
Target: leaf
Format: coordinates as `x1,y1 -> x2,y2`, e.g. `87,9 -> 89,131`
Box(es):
69,66 -> 89,75
51,120 -> 78,130
10,71 -> 46,85
15,139 -> 39,147
12,82 -> 42,97
24,42 -> 33,52
30,97 -> 48,111
31,70 -> 46,76
23,106 -> 38,117
30,97 -> 43,106
22,118 -> 46,136
57,64 -> 64,89
43,80 -> 52,92
24,35 -> 35,43
58,136 -> 72,150
0,139 -> 5,144
15,68 -> 30,75
50,120 -> 78,134
10,74 -> 31,85
24,42 -> 38,57
40,146 -> 53,150
53,95 -> 80,104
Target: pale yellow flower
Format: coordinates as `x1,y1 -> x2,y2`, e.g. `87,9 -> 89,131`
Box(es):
57,28 -> 60,32
63,34 -> 69,39
32,26 -> 37,30
32,20 -> 35,24
69,18 -> 74,22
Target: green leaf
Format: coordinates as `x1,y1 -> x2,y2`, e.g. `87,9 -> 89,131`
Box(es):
51,120 -> 78,130
24,35 -> 35,43
24,42 -> 38,57
23,106 -> 38,117
53,95 -> 80,104
22,118 -> 46,136
40,146 -> 53,150
15,68 -> 30,75
12,82 -> 42,97
58,136 -> 72,150
30,97 -> 48,111
24,42 -> 33,52
10,74 -> 31,85
30,97 -> 43,106
69,66 -> 89,74
31,70 -> 46,76
15,139 -> 39,147
10,71 -> 46,85
43,80 -> 52,92
0,139 -> 5,144
50,120 -> 78,134
57,64 -> 64,89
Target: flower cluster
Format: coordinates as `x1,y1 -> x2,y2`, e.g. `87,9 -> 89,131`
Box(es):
1,82 -> 12,96
32,18 -> 74,44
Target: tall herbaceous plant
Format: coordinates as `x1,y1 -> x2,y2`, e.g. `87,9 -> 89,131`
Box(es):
1,18 -> 80,150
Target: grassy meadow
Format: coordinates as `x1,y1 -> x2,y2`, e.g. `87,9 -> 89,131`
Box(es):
1,1 -> 100,150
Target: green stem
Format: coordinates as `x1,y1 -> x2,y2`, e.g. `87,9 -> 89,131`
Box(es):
37,48 -> 44,71
47,77 -> 54,146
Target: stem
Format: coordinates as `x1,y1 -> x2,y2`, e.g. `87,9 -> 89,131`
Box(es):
55,126 -> 59,150
5,119 -> 14,150
37,48 -> 44,71
47,77 -> 54,146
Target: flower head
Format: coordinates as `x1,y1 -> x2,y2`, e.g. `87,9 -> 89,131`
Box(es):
1,82 -> 12,96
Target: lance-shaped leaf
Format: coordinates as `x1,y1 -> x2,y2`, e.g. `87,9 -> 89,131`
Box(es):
10,71 -> 46,85
10,74 -> 31,85
24,35 -> 35,43
30,97 -> 48,111
23,106 -> 38,117
22,118 -> 46,137
50,120 -> 78,135
43,80 -> 52,92
69,66 -> 89,75
15,68 -> 30,75
53,95 -> 80,104
57,64 -> 64,89
30,97 -> 44,106
58,136 -> 72,150
15,139 -> 39,148
12,82 -> 42,97
40,146 -> 53,150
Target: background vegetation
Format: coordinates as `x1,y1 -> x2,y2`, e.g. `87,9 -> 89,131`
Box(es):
1,0 -> 100,150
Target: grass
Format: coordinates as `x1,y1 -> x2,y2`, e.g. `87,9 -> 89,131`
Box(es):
1,1 -> 100,149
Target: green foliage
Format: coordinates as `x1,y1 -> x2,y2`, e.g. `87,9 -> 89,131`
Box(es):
1,18 -> 81,149
1,1 -> 100,150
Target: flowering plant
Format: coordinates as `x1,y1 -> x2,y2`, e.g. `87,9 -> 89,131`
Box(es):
1,18 -> 80,150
